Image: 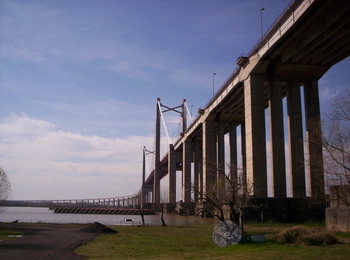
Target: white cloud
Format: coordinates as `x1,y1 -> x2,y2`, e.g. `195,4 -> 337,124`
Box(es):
0,114 -> 154,200
0,114 -> 55,142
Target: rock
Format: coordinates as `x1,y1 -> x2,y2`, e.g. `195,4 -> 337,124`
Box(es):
81,222 -> 118,234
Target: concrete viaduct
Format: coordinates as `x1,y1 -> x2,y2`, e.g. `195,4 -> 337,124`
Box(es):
142,0 -> 350,206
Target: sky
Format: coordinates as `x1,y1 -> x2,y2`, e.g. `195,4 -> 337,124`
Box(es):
1,0 -> 349,201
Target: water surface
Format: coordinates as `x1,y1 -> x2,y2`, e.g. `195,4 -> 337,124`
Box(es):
0,207 -> 217,226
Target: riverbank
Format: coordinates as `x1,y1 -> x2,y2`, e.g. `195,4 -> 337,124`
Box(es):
2,222 -> 349,259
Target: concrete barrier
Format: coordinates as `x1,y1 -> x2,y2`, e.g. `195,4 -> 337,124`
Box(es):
326,207 -> 350,232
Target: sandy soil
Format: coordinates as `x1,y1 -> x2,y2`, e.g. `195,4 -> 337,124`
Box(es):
0,223 -> 101,260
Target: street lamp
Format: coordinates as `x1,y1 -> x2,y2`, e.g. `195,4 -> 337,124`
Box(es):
212,72 -> 216,97
260,8 -> 265,38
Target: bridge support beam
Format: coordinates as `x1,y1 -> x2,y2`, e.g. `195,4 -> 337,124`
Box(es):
304,81 -> 324,198
269,81 -> 287,197
244,74 -> 268,197
142,147 -> 146,205
217,120 -> 226,192
287,83 -> 306,197
203,120 -> 217,196
182,140 -> 192,202
229,123 -> 238,175
154,99 -> 161,204
168,144 -> 176,203
241,123 -> 247,194
194,137 -> 202,201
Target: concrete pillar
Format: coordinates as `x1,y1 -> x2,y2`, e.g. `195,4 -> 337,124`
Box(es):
244,74 -> 268,197
217,120 -> 226,193
194,137 -> 202,201
229,123 -> 238,175
142,147 -> 146,204
304,81 -> 324,198
287,84 -> 306,197
182,99 -> 187,134
269,81 -> 287,197
154,99 -> 161,204
168,144 -> 176,203
241,123 -> 247,194
182,140 -> 192,202
203,120 -> 217,195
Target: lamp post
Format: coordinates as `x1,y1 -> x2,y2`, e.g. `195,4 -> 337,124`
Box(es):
260,8 -> 265,38
212,72 -> 216,97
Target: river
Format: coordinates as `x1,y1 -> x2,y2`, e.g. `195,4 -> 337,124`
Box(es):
0,207 -> 218,226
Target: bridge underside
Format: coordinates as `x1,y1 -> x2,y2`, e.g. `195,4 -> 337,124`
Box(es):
142,0 -> 350,206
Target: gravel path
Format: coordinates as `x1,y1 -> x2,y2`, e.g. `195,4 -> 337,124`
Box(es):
0,223 -> 101,260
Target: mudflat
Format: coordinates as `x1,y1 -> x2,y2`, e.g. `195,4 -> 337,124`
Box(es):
0,223 -> 100,260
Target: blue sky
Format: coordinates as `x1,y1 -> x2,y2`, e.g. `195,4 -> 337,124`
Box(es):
1,0 -> 349,200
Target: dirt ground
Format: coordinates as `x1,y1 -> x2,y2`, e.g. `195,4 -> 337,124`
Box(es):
0,223 -> 101,260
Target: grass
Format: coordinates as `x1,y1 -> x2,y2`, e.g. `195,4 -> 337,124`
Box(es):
0,230 -> 23,241
76,223 -> 350,259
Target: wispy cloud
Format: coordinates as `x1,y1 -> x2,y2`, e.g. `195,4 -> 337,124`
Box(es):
0,0 -> 246,89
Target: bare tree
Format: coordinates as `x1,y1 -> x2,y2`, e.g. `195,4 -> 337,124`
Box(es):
323,90 -> 350,206
193,163 -> 257,232
150,190 -> 167,226
0,167 -> 11,200
139,205 -> 146,226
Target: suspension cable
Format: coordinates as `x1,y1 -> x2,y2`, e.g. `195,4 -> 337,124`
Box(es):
184,102 -> 193,124
157,100 -> 171,145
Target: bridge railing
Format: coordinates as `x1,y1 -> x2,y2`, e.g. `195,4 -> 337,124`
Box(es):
249,0 -> 299,56
0,190 -> 143,209
200,0 -> 305,117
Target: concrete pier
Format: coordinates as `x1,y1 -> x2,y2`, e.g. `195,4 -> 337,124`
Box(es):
244,74 -> 267,197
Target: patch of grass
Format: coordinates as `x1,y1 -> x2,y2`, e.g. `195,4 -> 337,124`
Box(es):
0,230 -> 23,240
76,224 -> 350,259
336,232 -> 350,240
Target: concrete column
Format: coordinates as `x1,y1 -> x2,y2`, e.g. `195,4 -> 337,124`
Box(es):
229,123 -> 238,175
203,120 -> 217,195
269,81 -> 286,197
304,81 -> 325,198
154,99 -> 161,204
194,137 -> 202,201
182,140 -> 192,202
241,123 -> 247,194
287,84 -> 306,197
168,144 -> 176,203
217,120 -> 226,193
244,74 -> 267,197
182,99 -> 187,134
142,147 -> 146,204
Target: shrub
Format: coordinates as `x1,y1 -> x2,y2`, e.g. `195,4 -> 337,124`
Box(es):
274,226 -> 312,244
300,232 -> 339,246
